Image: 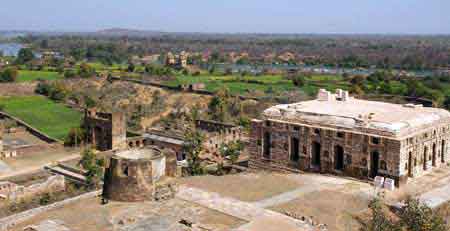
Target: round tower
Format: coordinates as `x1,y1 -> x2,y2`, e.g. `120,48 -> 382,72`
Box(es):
102,147 -> 167,202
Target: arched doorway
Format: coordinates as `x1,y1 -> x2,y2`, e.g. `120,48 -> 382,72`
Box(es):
432,143 -> 437,167
370,151 -> 380,178
334,145 -> 344,170
290,137 -> 300,162
408,151 -> 413,177
311,141 -> 321,167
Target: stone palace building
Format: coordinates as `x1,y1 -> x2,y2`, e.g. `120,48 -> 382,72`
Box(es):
249,89 -> 450,186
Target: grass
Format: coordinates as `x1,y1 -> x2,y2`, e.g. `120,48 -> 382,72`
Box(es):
0,96 -> 82,140
163,74 -> 343,96
17,70 -> 61,82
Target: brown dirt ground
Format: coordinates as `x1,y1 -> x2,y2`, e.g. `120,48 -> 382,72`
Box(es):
10,197 -> 246,231
269,189 -> 369,231
179,173 -> 304,202
0,82 -> 36,96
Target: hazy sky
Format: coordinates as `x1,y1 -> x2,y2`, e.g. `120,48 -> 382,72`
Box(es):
1,0 -> 449,34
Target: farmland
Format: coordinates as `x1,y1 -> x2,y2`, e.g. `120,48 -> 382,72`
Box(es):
0,96 -> 82,140
163,74 -> 350,96
17,70 -> 61,82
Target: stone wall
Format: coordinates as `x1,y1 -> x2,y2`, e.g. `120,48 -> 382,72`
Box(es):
0,112 -> 59,144
0,190 -> 101,231
102,147 -> 177,202
399,124 -> 450,182
103,156 -> 156,202
249,119 -> 450,187
1,175 -> 66,202
84,108 -> 126,151
196,119 -> 243,155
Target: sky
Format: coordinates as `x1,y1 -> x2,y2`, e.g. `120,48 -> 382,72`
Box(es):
0,0 -> 449,34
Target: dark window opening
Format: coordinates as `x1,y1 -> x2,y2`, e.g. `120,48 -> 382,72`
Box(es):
337,132 -> 345,138
371,137 -> 380,145
370,151 -> 380,178
263,132 -> 271,159
334,145 -> 344,170
312,142 -> 321,167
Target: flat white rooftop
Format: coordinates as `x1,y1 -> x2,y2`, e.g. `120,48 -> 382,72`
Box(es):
264,89 -> 450,138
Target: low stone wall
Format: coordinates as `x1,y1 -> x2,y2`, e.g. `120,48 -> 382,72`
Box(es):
0,190 -> 101,231
0,111 -> 60,144
4,175 -> 66,202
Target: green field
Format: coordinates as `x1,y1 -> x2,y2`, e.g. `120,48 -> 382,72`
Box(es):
0,96 -> 82,140
17,70 -> 62,82
163,74 -> 348,96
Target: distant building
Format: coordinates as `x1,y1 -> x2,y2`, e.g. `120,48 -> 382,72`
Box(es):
249,89 -> 450,187
277,52 -> 296,63
165,51 -> 188,68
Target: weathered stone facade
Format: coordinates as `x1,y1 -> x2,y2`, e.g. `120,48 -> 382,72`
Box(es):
196,119 -> 243,155
102,147 -> 177,202
0,123 -> 17,159
249,89 -> 450,186
0,175 -> 65,201
142,120 -> 243,161
84,108 -> 126,151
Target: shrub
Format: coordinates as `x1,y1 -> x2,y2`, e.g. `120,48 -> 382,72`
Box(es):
0,67 -> 18,82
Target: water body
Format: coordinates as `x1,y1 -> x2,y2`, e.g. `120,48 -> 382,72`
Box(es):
0,43 -> 24,57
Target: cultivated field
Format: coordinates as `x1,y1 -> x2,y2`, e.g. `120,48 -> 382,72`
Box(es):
163,74 -> 349,96
0,96 -> 82,140
17,70 -> 62,82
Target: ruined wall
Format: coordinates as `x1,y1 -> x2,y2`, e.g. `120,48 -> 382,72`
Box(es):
196,120 -> 243,155
84,109 -> 126,151
0,175 -> 65,202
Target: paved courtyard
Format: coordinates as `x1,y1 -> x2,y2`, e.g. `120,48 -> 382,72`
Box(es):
5,168 -> 450,231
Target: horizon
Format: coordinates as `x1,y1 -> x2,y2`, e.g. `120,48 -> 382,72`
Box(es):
0,0 -> 449,34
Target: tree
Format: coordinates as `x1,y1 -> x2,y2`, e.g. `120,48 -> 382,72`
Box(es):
64,127 -> 85,147
208,88 -> 231,122
79,63 -> 95,78
362,197 -> 402,231
292,75 -> 306,87
182,126 -> 205,176
79,149 -> 104,186
219,141 -> 244,164
399,197 -> 447,231
127,62 -> 135,72
350,84 -> 365,96
16,48 -> 34,64
362,196 -> 448,231
64,69 -> 77,79
0,67 -> 18,82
